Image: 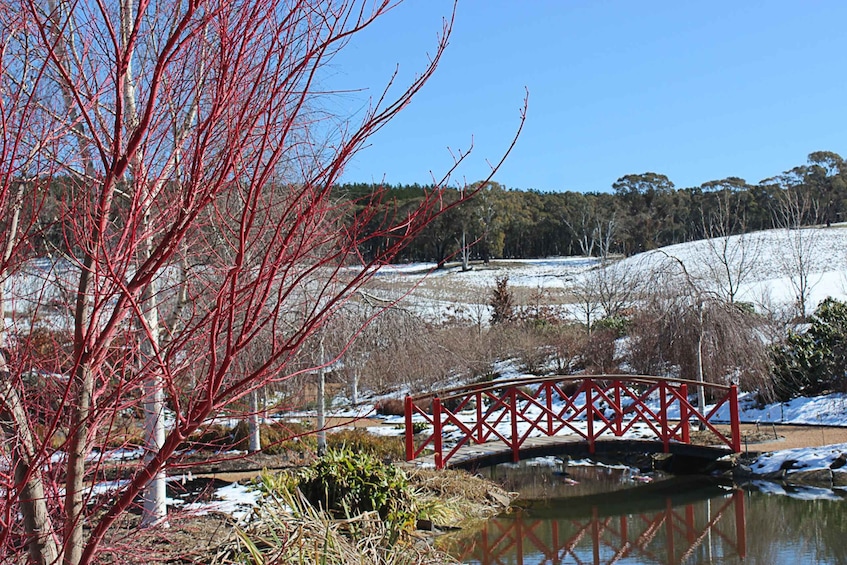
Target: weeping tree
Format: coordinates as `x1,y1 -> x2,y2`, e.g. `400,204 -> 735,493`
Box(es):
0,0 -> 524,563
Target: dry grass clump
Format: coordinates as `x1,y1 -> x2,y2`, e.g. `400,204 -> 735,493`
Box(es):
326,428 -> 406,461
407,468 -> 515,529
213,487 -> 454,565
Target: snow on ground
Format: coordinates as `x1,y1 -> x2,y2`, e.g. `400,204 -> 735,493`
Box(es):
610,226 -> 847,309
179,481 -> 262,523
368,225 -> 847,324
750,443 -> 847,475
748,480 -> 846,500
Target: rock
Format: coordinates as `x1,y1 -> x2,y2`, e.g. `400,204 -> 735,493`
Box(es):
830,453 -> 847,470
487,489 -> 513,508
787,468 -> 833,487
732,464 -> 754,478
833,470 -> 847,487
780,459 -> 799,471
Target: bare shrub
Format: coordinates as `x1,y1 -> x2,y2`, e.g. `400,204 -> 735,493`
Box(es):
508,325 -> 553,375
547,324 -> 586,373
579,328 -> 619,374
359,314 -> 504,394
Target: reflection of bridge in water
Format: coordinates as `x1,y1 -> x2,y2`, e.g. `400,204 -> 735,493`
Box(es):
405,375 -> 741,469
445,488 -> 746,565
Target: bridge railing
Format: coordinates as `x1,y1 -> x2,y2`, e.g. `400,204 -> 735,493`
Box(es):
405,375 -> 741,468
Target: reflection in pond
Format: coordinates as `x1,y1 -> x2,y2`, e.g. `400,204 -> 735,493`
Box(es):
443,478 -> 745,564
441,462 -> 847,564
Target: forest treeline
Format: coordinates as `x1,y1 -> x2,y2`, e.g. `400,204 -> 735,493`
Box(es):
340,150 -> 847,264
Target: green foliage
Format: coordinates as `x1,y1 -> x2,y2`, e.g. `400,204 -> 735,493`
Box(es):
410,421 -> 429,434
296,446 -> 417,541
771,297 -> 847,400
594,314 -> 631,337
244,472 -> 438,565
341,152 -> 847,263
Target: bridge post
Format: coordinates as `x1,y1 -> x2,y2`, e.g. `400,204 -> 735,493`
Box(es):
729,385 -> 741,452
510,388 -> 520,463
433,397 -> 443,469
660,381 -> 670,452
613,379 -> 623,436
545,382 -> 554,436
476,391 -> 484,443
585,380 -> 595,454
404,396 -> 414,461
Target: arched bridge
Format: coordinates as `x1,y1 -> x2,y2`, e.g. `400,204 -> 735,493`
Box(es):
404,375 -> 741,469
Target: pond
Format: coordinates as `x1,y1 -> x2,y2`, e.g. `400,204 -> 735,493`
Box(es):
439,459 -> 847,564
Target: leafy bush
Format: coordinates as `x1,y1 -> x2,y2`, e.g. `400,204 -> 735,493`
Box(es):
410,421 -> 429,434
296,446 -> 417,540
594,314 -> 631,337
771,297 -> 847,400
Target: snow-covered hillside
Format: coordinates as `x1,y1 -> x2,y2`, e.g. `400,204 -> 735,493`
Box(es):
623,225 -> 847,309
374,225 -> 847,323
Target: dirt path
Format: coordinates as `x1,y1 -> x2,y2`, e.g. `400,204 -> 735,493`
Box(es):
740,423 -> 847,452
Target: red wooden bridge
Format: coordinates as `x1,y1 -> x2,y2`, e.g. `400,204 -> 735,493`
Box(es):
445,488 -> 747,564
404,375 -> 741,469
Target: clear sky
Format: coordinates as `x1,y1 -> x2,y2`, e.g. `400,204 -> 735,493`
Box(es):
330,1 -> 847,193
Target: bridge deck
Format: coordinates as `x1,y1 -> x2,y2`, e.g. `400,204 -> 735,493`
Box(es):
412,436 -> 735,470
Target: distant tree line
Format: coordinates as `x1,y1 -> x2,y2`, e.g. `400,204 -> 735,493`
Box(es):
338,150 -> 847,264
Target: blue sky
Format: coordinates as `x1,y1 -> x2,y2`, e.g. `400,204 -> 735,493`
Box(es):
330,1 -> 847,193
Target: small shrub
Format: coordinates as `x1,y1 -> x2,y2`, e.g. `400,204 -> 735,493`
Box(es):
580,328 -> 619,374
411,422 -> 428,434
261,420 -> 317,455
185,423 -> 233,451
771,297 -> 847,400
489,275 -> 514,324
594,314 -> 631,337
297,446 -> 417,540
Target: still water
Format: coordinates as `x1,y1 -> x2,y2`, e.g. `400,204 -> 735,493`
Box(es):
439,461 -> 847,565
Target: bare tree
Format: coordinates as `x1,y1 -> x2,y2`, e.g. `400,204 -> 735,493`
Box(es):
569,255 -> 641,333
0,1 -> 525,563
699,186 -> 761,305
772,182 -> 822,319
564,197 -> 617,259
569,268 -> 602,331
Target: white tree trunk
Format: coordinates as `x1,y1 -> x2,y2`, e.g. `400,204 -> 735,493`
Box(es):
0,371 -> 60,565
140,371 -> 167,527
248,390 -> 261,453
317,341 -> 326,456
696,309 -> 707,431
140,272 -> 167,527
